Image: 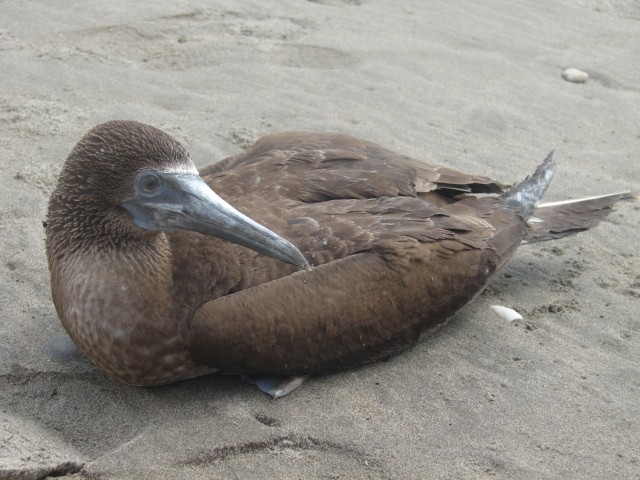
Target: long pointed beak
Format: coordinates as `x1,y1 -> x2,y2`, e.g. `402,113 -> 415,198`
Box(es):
122,173 -> 310,270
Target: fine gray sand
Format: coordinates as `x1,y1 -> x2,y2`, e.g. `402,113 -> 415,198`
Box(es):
1,1 -> 639,478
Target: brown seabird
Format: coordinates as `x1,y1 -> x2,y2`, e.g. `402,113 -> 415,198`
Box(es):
45,121 -> 634,397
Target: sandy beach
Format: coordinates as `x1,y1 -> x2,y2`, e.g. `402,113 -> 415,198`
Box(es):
1,0 -> 639,478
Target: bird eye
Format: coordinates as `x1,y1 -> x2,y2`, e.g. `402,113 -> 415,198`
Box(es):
139,173 -> 161,194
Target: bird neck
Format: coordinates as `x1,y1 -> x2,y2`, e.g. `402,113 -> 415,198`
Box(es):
49,234 -> 201,384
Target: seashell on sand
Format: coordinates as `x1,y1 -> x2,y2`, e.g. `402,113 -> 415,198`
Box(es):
491,305 -> 524,322
562,68 -> 589,83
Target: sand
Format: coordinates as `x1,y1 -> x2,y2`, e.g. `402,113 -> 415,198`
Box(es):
1,0 -> 639,478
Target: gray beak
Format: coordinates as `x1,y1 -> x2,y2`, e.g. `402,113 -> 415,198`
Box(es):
122,171 -> 310,270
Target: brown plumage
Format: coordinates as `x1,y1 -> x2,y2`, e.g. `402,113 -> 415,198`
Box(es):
45,121 -> 634,387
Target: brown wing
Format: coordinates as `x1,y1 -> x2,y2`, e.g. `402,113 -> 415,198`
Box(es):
198,132 -> 508,267
186,133 -> 526,374
190,246 -> 500,375
201,131 -> 505,198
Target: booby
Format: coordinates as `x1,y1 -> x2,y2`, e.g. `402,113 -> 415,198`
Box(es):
46,121 -> 634,397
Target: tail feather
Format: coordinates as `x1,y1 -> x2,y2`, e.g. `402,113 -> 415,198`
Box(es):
525,192 -> 636,244
502,151 -> 556,220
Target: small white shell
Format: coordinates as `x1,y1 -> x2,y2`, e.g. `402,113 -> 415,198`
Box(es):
562,68 -> 589,83
491,305 -> 524,322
